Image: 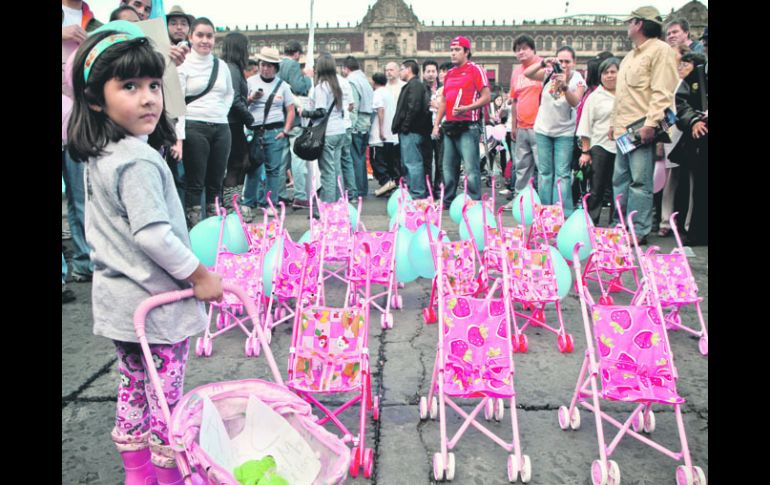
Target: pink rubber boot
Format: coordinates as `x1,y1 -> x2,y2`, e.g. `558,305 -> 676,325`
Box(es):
153,465 -> 206,485
120,449 -> 156,485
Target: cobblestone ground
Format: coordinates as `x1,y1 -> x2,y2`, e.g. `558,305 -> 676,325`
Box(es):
62,182 -> 708,484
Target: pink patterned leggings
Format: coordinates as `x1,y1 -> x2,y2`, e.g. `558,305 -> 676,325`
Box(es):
112,338 -> 189,447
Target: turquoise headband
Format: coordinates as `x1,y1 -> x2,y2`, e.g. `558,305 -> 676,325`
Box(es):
83,22 -> 145,83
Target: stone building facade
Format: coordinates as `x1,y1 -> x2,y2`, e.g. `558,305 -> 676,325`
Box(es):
215,0 -> 707,91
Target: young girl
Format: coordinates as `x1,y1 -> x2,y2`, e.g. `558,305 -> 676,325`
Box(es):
67,26 -> 222,485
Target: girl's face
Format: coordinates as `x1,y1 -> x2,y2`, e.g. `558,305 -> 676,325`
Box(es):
190,24 -> 215,55
601,65 -> 618,91
556,51 -> 574,76
100,77 -> 163,137
494,96 -> 503,107
678,61 -> 694,79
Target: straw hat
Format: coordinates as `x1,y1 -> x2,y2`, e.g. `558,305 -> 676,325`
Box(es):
623,6 -> 663,25
256,47 -> 282,65
166,5 -> 194,25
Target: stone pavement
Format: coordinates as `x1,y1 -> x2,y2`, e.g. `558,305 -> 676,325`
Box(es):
62,186 -> 708,484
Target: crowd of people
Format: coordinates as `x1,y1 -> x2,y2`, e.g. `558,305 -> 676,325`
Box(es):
61,2 -> 707,483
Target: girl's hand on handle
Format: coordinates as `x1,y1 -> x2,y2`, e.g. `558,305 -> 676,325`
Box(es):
187,264 -> 223,302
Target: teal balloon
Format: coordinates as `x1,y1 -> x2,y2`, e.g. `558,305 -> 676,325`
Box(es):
222,214 -> 249,254
549,246 -> 572,301
348,203 -> 359,228
387,190 -> 411,218
449,194 -> 469,224
298,230 -> 312,243
512,186 -> 541,225
408,223 -> 448,279
556,208 -> 592,262
459,204 -> 496,251
395,227 -> 418,283
189,216 -> 224,268
262,239 -> 283,295
389,210 -> 408,230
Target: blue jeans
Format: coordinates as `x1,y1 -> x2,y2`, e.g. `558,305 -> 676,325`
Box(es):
243,127 -> 288,207
339,129 -> 358,199
62,252 -> 68,284
535,133 -> 574,214
399,132 -> 428,199
62,150 -> 93,277
442,124 -> 482,205
242,164 -> 267,208
287,127 -> 308,201
613,143 -> 655,238
319,133 -> 346,202
351,131 -> 369,197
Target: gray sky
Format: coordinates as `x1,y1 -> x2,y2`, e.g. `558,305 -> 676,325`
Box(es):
86,0 -> 707,30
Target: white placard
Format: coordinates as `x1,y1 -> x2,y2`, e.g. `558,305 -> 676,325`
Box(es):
198,395 -> 239,473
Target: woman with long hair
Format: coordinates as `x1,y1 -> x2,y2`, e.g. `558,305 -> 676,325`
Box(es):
220,32 -> 255,210
299,52 -> 347,202
176,17 -> 234,227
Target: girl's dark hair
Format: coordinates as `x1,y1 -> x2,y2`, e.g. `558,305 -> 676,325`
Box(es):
585,51 -> 614,88
109,6 -> 139,21
556,45 -> 576,60
221,32 -> 249,71
315,53 -> 343,111
191,17 -> 215,33
372,72 -> 387,86
639,19 -> 663,39
598,57 -> 621,86
67,30 -> 176,162
680,52 -> 707,67
513,34 -> 536,52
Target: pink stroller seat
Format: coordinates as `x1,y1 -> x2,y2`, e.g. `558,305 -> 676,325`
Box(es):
442,295 -> 513,398
272,237 -> 322,302
349,231 -> 395,285
441,240 -> 483,296
217,252 -> 262,308
288,307 -> 367,393
645,253 -> 700,305
507,247 -> 560,303
593,305 -> 684,404
245,220 -> 279,250
533,204 -> 565,235
402,197 -> 441,232
312,200 -> 354,261
591,227 -> 636,271
486,225 -> 526,273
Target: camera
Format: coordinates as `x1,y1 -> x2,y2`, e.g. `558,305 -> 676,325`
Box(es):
551,62 -> 563,74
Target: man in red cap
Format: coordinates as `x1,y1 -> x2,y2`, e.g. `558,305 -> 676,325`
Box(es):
432,36 -> 491,206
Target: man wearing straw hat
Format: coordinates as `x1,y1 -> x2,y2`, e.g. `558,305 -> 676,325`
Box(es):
610,6 -> 677,245
431,36 -> 491,206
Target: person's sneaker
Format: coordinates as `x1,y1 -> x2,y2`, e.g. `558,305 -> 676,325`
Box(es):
72,272 -> 92,283
292,199 -> 310,210
239,205 -> 256,223
62,284 -> 76,304
279,197 -> 293,206
367,173 -> 374,180
62,229 -> 72,240
498,188 -> 511,195
375,180 -> 397,197
638,235 -> 649,246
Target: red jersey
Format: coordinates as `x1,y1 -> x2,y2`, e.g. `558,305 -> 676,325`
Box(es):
443,61 -> 489,122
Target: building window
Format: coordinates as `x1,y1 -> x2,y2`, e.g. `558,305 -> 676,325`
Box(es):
544,36 -> 553,51
495,36 -> 503,51
535,36 -> 544,51
504,36 -> 513,51
374,39 -> 379,52
402,38 -> 407,54
575,37 -> 583,50
565,36 -> 573,48
584,37 -> 592,51
595,37 -> 603,51
483,37 -> 492,51
556,36 -> 564,49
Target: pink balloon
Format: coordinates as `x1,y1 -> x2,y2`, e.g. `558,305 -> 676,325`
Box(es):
63,49 -> 77,98
653,159 -> 667,194
485,124 -> 494,139
492,124 -> 506,142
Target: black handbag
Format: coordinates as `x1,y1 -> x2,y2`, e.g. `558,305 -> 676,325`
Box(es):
293,100 -> 336,161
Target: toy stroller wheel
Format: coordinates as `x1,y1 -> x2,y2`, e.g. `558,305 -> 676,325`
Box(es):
518,455 -> 532,483
380,314 -> 388,329
608,460 -> 620,485
643,410 -> 655,433
565,334 -> 575,353
632,410 -> 644,432
373,396 -> 380,421
419,396 -> 429,420
397,295 -> 403,309
698,336 -> 708,356
203,338 -> 213,357
430,396 -> 438,420
675,466 -> 695,485
245,337 -> 253,357
446,452 -> 455,481
349,448 -> 360,478
693,466 -> 706,485
511,333 -> 520,352
216,312 -> 227,330
495,398 -> 505,421
518,334 -> 529,353
195,337 -> 204,357
251,336 -> 261,357
557,406 -> 570,430
484,398 -> 494,421
386,313 -> 394,329
507,455 -> 519,482
532,308 -> 544,322
557,334 -> 567,353
363,447 -> 374,478
599,295 -> 614,305
591,460 -> 609,485
433,453 -> 445,481
570,406 -> 581,430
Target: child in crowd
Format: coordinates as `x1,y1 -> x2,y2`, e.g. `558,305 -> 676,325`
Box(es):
67,25 -> 222,485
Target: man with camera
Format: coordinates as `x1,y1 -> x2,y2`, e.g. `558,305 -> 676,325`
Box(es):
610,6 -> 677,244
432,36 -> 491,206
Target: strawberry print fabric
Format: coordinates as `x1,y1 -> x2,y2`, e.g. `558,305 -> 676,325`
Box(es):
349,230 -> 395,284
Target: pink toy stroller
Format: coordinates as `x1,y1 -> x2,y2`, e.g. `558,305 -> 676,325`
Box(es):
196,205 -> 265,358
525,178 -> 565,249
231,193 -> 284,253
287,243 -> 380,479
345,227 -> 401,330
560,242 -> 707,485
502,243 -> 574,353
421,222 -> 489,325
482,206 -> 527,279
579,194 -> 640,305
135,284 -> 350,484
419,258 -> 532,482
395,176 -> 444,232
628,212 -> 708,356
261,230 -> 323,343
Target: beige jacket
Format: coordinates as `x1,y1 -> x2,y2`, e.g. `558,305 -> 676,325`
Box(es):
611,38 -> 678,137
